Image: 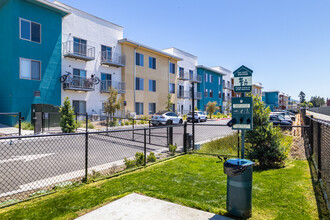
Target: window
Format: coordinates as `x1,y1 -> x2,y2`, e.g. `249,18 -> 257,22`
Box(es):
136,53 -> 144,66
204,89 -> 208,97
149,57 -> 156,69
219,91 -> 222,98
101,73 -> 111,90
101,73 -> 111,81
223,80 -> 225,87
101,45 -> 112,60
189,70 -> 193,79
20,58 -> 41,80
171,104 -> 175,112
227,81 -> 230,88
210,89 -> 213,98
169,62 -> 175,74
135,102 -> 144,115
149,103 -> 156,114
72,100 -> 86,114
210,75 -> 213,83
179,67 -> 184,74
73,37 -> 87,56
20,18 -> 41,43
219,77 -> 221,85
205,73 -> 208,82
73,68 -> 86,81
149,79 -> 156,92
136,77 -> 144,90
169,83 -> 175,94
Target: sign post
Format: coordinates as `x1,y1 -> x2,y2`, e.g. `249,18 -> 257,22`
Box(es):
232,65 -> 253,158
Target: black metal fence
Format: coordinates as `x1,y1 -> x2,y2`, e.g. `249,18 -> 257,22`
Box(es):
302,110 -> 330,210
0,123 -> 187,207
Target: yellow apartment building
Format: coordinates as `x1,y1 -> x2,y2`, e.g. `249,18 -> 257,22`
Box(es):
252,83 -> 263,97
118,39 -> 182,117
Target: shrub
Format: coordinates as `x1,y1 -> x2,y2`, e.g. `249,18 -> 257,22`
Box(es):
169,144 -> 177,155
76,120 -> 83,128
59,97 -> 77,133
147,152 -> 157,162
246,95 -> 287,168
124,157 -> 136,169
182,114 -> 187,121
125,121 -> 129,126
135,152 -> 145,166
15,121 -> 34,130
87,120 -> 95,129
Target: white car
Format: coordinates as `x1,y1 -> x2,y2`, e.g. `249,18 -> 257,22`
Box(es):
187,111 -> 207,123
151,111 -> 183,126
270,112 -> 293,124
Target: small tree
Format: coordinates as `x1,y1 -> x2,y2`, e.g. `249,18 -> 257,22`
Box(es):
308,102 -> 313,108
246,95 -> 286,168
298,91 -> 306,103
225,101 -> 231,113
59,96 -> 77,133
206,101 -> 218,119
104,87 -> 123,124
166,94 -> 173,111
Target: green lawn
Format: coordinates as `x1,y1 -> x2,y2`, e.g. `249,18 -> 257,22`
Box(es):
0,154 -> 320,219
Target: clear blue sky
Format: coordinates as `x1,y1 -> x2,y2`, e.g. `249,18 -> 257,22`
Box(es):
58,0 -> 330,101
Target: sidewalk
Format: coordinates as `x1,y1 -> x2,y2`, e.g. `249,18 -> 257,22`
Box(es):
307,110 -> 330,122
0,123 -> 34,136
76,193 -> 232,220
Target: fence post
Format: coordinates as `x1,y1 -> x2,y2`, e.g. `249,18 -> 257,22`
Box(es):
183,121 -> 187,153
132,119 -> 135,140
237,130 -> 240,158
148,120 -> 151,144
18,112 -> 22,136
192,82 -> 195,151
75,113 -> 78,131
144,128 -> 147,166
169,120 -> 173,146
41,112 -> 44,133
85,112 -> 89,182
317,121 -> 322,178
106,116 -> 109,132
310,115 -> 314,155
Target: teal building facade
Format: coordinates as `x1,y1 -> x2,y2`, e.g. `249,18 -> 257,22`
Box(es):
0,0 -> 68,125
262,91 -> 280,111
196,65 -> 224,112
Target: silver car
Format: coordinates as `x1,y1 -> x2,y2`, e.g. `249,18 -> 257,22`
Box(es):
151,111 -> 183,126
187,111 -> 207,123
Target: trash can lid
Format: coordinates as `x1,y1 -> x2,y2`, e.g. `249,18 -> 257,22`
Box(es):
226,158 -> 254,166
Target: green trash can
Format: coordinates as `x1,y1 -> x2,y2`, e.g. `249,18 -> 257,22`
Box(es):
224,158 -> 254,218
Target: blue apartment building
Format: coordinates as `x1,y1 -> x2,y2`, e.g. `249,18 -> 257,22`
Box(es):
0,0 -> 69,125
262,91 -> 280,111
196,65 -> 224,112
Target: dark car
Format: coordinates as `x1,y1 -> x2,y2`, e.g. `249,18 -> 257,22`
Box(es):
269,115 -> 292,130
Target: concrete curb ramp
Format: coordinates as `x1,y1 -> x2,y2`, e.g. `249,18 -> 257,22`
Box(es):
76,193 -> 232,220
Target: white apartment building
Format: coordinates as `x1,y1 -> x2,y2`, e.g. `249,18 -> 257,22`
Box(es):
212,66 -> 232,114
162,48 -> 201,115
54,1 -> 125,116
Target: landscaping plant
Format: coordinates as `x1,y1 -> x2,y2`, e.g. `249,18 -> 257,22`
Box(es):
103,87 -> 123,126
245,95 -> 287,168
147,152 -> 157,162
169,144 -> 177,155
206,101 -> 219,119
15,121 -> 34,130
59,97 -> 77,133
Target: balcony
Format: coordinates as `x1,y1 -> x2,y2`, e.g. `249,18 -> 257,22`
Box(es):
177,91 -> 190,99
63,41 -> 95,61
189,74 -> 202,83
178,71 -> 190,81
100,80 -> 126,94
62,75 -> 95,91
194,92 -> 202,100
101,51 -> 126,67
223,84 -> 233,90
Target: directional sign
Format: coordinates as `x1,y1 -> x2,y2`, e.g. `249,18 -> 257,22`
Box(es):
233,65 -> 253,93
232,97 -> 253,130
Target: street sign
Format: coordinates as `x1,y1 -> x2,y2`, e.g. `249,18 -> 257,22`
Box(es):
233,66 -> 253,93
232,97 -> 253,130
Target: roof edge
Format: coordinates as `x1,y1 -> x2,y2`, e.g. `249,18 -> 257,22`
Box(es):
197,65 -> 225,76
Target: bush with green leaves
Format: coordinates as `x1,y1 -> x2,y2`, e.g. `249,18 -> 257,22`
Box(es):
15,121 -> 34,130
182,114 -> 187,121
169,144 -> 177,155
87,120 -> 95,129
147,152 -> 157,162
135,152 -> 145,166
125,121 -> 129,126
246,95 -> 287,168
59,97 -> 77,133
124,157 -> 136,169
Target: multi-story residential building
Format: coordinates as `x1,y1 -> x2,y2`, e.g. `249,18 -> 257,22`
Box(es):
212,66 -> 232,114
231,77 -> 241,98
279,93 -> 289,109
197,65 -> 224,112
162,48 -> 201,115
0,0 -> 69,125
262,91 -> 280,111
118,39 -> 181,117
252,83 -> 263,97
54,1 -> 126,117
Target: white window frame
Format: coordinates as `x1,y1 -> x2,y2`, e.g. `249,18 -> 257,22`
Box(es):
19,57 -> 41,81
19,18 -> 42,44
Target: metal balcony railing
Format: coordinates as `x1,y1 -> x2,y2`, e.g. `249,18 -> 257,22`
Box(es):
189,74 -> 202,83
62,75 -> 95,91
223,84 -> 233,90
100,80 -> 126,93
178,71 -> 190,81
101,51 -> 126,67
194,92 -> 202,100
177,90 -> 190,99
63,41 -> 95,61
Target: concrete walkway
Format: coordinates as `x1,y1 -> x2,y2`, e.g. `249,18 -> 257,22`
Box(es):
307,110 -> 330,122
0,123 -> 34,136
76,193 -> 232,220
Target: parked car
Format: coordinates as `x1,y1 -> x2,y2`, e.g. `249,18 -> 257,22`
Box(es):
187,111 -> 207,123
271,112 -> 293,124
269,114 -> 292,130
287,109 -> 298,114
282,110 -> 296,121
151,111 -> 183,126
